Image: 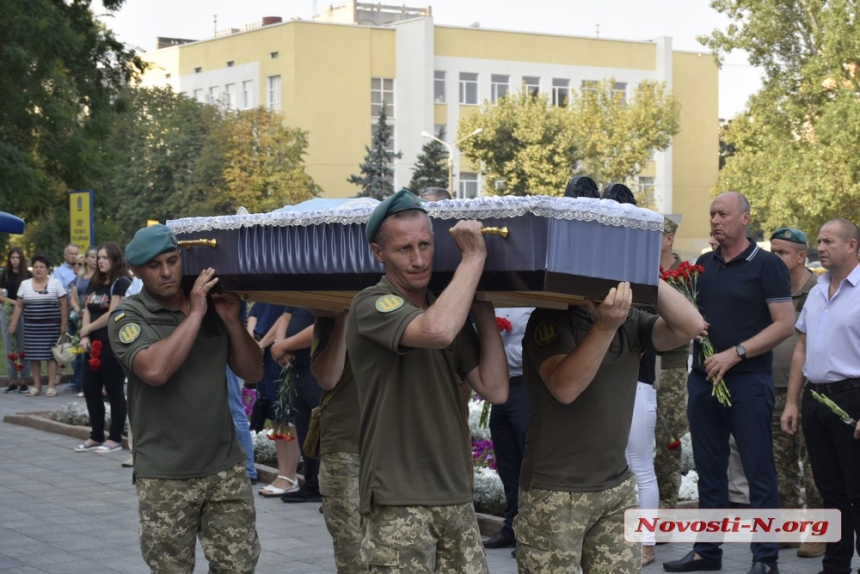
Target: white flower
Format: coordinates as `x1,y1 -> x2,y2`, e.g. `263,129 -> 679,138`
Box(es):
467,400 -> 492,440
473,466 -> 506,515
679,470 -> 699,501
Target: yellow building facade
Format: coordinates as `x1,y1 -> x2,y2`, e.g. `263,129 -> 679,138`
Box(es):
140,12 -> 718,256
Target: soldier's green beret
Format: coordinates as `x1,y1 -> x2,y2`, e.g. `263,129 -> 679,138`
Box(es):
365,189 -> 427,243
125,224 -> 180,266
663,217 -> 679,234
770,227 -> 807,245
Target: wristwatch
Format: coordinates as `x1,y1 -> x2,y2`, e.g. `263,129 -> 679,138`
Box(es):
735,344 -> 747,360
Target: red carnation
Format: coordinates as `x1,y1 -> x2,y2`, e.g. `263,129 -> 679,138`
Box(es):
91,340 -> 103,354
496,317 -> 513,333
17,351 -> 24,359
7,353 -> 15,361
15,363 -> 24,372
668,439 -> 682,451
88,358 -> 101,370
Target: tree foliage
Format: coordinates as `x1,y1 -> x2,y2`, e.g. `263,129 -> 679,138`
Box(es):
458,80 -> 680,198
348,104 -> 402,200
0,0 -> 145,258
703,0 -> 860,234
408,126 -> 449,192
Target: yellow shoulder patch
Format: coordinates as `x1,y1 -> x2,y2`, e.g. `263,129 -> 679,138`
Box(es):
533,320 -> 560,346
113,312 -> 125,322
375,295 -> 404,313
118,323 -> 141,344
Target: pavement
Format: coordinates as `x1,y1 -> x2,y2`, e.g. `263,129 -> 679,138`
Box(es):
0,383 -> 855,573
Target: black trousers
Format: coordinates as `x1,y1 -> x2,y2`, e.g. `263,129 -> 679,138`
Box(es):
489,377 -> 529,536
83,343 -> 127,444
802,382 -> 860,574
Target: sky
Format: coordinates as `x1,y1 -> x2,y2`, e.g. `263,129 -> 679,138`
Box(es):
96,0 -> 762,119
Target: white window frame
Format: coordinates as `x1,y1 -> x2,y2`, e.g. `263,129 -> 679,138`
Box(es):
434,71 -> 446,103
242,80 -> 252,109
613,81 -> 628,104
491,74 -> 509,103
459,72 -> 478,105
208,86 -> 219,106
224,83 -> 236,110
371,77 -> 395,118
552,78 -> 570,107
267,75 -> 281,112
192,89 -> 203,103
459,172 -> 479,199
523,76 -> 540,98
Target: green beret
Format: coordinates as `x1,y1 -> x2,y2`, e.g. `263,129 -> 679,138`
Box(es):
770,227 -> 807,245
663,217 -> 679,234
365,189 -> 427,243
125,224 -> 180,266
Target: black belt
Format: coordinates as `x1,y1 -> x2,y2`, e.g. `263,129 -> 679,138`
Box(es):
807,378 -> 860,395
510,375 -> 524,386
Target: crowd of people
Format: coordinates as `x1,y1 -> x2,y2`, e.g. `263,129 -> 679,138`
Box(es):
2,183 -> 858,574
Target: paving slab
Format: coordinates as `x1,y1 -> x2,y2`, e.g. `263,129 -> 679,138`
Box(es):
2,385 -> 857,573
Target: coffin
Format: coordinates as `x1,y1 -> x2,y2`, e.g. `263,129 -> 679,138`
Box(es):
167,196 -> 664,311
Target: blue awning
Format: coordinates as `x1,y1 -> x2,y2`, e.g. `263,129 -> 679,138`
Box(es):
0,212 -> 25,234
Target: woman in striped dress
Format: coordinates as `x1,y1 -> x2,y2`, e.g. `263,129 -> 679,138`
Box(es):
8,255 -> 68,397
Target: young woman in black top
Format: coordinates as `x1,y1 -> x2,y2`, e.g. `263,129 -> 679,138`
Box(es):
1,247 -> 31,392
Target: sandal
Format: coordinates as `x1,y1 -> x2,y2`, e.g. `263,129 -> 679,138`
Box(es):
45,387 -> 57,397
95,442 -> 122,453
26,387 -> 41,397
259,475 -> 299,497
642,546 -> 656,568
74,440 -> 103,452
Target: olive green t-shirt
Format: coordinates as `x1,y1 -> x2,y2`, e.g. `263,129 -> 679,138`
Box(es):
772,271 -> 818,388
312,316 -> 360,456
108,289 -> 246,480
521,306 -> 658,492
661,254 -> 691,370
346,276 -> 480,513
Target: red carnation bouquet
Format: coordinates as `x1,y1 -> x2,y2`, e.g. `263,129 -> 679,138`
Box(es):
660,262 -> 731,407
88,340 -> 102,371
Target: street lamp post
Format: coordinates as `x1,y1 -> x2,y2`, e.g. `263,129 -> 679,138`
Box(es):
420,128 -> 482,197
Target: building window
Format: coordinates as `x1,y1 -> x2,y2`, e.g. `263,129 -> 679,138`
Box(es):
371,77 -> 394,118
581,79 -> 599,94
459,172 -> 479,199
208,86 -> 219,105
459,72 -> 478,105
372,123 -> 396,155
194,67 -> 202,74
491,74 -> 509,103
523,76 -> 540,98
225,84 -> 236,110
193,89 -> 203,103
267,75 -> 281,112
242,80 -> 252,109
639,176 -> 655,196
434,124 -> 446,140
613,81 -> 628,104
270,51 -> 279,59
552,78 -> 570,107
434,71 -> 446,103
227,61 -> 234,68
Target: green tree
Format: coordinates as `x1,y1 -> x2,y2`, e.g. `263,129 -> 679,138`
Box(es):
458,80 -> 679,198
409,126 -> 449,192
703,0 -> 860,233
458,89 -> 576,196
211,107 -> 321,214
100,86 -> 225,244
348,104 -> 402,199
0,0 -> 145,256
569,79 -> 680,199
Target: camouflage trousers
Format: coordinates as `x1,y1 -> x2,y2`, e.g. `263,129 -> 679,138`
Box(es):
514,475 -> 639,574
655,367 -> 689,508
773,388 -> 822,508
319,452 -> 365,573
361,502 -> 488,573
135,463 -> 260,574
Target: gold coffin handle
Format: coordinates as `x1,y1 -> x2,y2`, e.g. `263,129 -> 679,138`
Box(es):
177,239 -> 218,250
448,226 -> 509,239
481,226 -> 509,239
